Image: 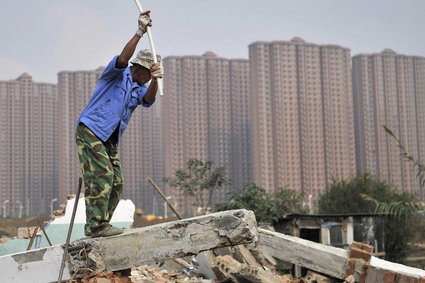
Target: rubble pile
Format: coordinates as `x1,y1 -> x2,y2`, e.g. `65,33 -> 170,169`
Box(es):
130,265 -> 208,283
80,260 -> 345,283
1,209 -> 425,282
79,244 -> 346,283
80,270 -> 131,283
80,266 -> 209,283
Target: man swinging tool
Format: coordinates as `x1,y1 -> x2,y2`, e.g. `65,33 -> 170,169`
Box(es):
75,11 -> 162,237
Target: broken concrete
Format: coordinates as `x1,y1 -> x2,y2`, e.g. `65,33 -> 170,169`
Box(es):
0,209 -> 257,282
129,265 -> 212,283
258,228 -> 425,282
366,257 -> 425,283
258,228 -> 348,279
215,254 -> 285,283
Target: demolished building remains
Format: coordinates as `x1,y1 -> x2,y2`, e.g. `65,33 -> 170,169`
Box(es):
0,209 -> 424,283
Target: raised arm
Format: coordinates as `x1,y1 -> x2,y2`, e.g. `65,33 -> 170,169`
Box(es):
142,62 -> 163,104
116,11 -> 152,69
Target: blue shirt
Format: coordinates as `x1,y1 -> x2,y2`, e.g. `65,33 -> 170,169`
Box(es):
77,56 -> 153,144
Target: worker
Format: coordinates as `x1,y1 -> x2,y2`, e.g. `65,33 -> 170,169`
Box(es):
75,11 -> 162,237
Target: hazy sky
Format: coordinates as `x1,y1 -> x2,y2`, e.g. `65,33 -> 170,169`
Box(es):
1,0 -> 424,83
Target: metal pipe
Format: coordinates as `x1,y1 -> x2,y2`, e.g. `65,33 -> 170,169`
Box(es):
132,0 -> 164,96
26,227 -> 39,251
147,176 -> 182,220
57,177 -> 82,283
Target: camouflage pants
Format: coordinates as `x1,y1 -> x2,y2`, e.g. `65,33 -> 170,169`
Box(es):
75,123 -> 123,235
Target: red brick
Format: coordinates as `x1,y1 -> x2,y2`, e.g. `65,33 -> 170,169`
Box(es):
349,247 -> 372,262
384,272 -> 396,283
395,274 -> 418,283
360,243 -> 374,254
345,258 -> 356,276
349,247 -> 365,259
362,251 -> 372,262
351,241 -> 363,250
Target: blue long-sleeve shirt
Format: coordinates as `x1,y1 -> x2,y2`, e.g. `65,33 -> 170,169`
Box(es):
77,56 -> 153,144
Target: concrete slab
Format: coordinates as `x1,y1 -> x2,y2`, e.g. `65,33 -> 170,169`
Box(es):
258,228 -> 348,279
258,228 -> 425,282
0,209 -> 257,282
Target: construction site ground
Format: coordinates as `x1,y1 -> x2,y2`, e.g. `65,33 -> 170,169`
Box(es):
1,211 -> 425,282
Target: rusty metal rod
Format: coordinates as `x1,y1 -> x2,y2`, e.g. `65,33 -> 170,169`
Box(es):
57,177 -> 82,283
147,176 -> 182,220
26,227 -> 39,251
37,217 -> 53,246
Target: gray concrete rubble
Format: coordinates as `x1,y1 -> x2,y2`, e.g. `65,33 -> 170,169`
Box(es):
1,210 -> 425,283
0,209 -> 257,283
258,227 -> 349,279
258,228 -> 425,282
215,254 -> 286,283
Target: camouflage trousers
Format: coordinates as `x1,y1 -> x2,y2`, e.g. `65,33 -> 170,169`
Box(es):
75,123 -> 123,235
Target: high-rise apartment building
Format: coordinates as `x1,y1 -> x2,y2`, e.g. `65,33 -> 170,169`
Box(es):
353,49 -> 425,200
57,66 -> 164,213
249,38 -> 356,196
0,74 -> 58,217
119,96 -> 165,215
162,52 -> 252,215
57,68 -> 104,204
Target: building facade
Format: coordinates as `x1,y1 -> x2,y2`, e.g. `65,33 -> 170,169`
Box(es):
353,49 -> 425,200
162,52 -> 252,215
57,68 -> 104,205
249,38 -> 356,196
119,94 -> 165,215
0,74 -> 58,217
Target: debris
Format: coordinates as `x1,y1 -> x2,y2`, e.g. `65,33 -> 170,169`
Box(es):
345,241 -> 373,282
26,226 -> 39,250
303,270 -> 336,283
129,265 -> 211,283
215,254 -> 285,283
258,227 -> 348,279
17,226 -> 40,239
1,210 -> 425,283
0,209 -> 257,282
258,228 -> 425,282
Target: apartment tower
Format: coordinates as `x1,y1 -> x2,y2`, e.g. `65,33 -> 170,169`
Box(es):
249,38 -> 356,196
57,68 -> 104,204
353,49 -> 425,200
162,52 -> 252,215
0,74 -> 58,217
119,95 -> 164,215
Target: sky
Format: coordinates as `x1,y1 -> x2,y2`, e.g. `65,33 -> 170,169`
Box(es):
1,0 -> 425,83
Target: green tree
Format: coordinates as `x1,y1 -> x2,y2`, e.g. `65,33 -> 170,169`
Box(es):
215,183 -> 306,223
163,159 -> 229,212
318,173 -> 417,263
318,174 -> 397,214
